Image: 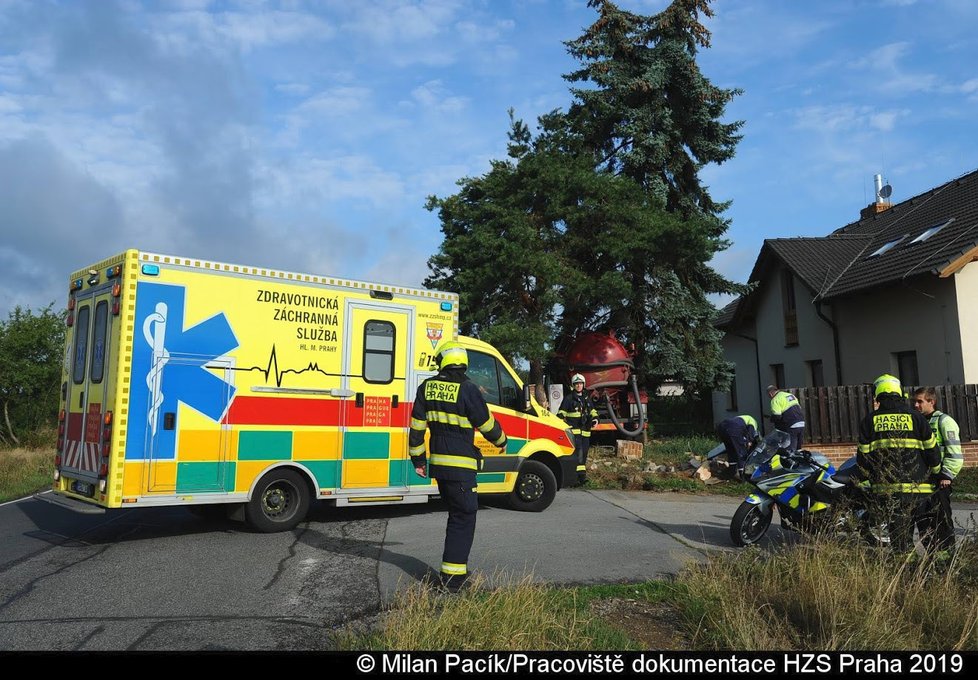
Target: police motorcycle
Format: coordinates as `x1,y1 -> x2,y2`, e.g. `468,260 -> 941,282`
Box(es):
727,430 -> 882,547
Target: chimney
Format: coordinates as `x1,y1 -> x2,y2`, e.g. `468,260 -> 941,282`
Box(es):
860,173 -> 892,220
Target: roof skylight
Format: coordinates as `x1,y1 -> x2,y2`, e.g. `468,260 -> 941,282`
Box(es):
867,234 -> 909,258
909,218 -> 953,245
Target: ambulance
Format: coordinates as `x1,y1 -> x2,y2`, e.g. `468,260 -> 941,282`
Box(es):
52,250 -> 577,531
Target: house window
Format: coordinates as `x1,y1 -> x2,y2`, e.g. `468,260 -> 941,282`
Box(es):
771,364 -> 785,390
781,270 -> 798,347
895,351 -> 919,388
808,359 -> 824,388
727,371 -> 738,411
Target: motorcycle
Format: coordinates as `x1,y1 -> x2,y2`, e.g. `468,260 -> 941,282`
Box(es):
726,430 -> 885,547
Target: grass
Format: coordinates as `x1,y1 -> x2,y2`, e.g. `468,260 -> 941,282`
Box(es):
335,572 -> 641,651
341,533 -> 978,652
952,467 -> 978,497
677,533 -> 978,650
0,447 -> 53,503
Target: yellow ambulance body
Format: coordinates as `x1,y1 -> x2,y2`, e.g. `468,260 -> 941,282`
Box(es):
53,250 -> 576,531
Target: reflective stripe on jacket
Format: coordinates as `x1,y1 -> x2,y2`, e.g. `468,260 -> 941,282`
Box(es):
558,392 -> 598,436
856,398 -> 940,493
409,367 -> 506,481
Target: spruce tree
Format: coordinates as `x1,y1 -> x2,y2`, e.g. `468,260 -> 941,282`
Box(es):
426,0 -> 747,392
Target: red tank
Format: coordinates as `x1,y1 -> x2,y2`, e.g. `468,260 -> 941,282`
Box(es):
565,330 -> 634,389
560,329 -> 647,439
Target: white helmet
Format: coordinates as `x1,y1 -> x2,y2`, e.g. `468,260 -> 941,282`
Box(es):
571,373 -> 586,386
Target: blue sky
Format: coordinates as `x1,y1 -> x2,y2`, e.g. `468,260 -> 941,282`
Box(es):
2,0 -> 977,320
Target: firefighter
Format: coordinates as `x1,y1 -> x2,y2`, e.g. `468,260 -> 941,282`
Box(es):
767,385 -> 806,452
558,373 -> 598,484
715,414 -> 760,478
409,340 -> 507,593
912,387 -> 963,559
855,374 -> 940,558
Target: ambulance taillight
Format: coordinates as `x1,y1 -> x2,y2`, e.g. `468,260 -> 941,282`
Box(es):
99,411 -> 113,492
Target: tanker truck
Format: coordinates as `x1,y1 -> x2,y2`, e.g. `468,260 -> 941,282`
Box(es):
548,330 -> 648,442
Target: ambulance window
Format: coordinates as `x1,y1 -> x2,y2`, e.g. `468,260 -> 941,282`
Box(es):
497,361 -> 521,410
90,301 -> 108,384
363,320 -> 395,383
72,306 -> 91,384
467,351 -> 500,405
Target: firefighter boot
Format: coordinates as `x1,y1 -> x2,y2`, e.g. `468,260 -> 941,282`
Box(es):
440,572 -> 471,594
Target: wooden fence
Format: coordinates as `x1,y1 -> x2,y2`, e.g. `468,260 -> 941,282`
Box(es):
788,384 -> 978,444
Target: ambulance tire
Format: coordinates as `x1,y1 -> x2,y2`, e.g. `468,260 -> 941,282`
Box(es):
507,460 -> 557,512
245,468 -> 311,533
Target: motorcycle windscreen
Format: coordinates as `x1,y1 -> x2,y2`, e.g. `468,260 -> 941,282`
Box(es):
744,430 -> 791,468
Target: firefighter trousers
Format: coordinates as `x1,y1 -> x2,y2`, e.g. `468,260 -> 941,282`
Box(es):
916,486 -> 955,554
574,433 -> 591,473
436,477 -> 479,579
872,493 -> 927,554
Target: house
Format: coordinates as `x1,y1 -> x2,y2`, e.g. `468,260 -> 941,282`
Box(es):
714,168 -> 978,428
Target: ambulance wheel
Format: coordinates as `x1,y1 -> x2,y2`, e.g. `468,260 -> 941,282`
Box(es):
507,460 -> 557,512
246,468 -> 310,533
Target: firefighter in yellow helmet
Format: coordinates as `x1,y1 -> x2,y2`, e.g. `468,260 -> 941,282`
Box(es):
409,340 -> 507,593
854,374 -> 940,557
558,373 -> 598,485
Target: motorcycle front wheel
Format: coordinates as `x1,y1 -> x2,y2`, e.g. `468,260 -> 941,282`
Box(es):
730,501 -> 774,547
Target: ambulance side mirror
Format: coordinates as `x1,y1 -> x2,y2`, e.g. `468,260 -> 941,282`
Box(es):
523,383 -> 531,411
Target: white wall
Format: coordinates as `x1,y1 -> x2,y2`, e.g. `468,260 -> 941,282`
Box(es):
954,264 -> 978,383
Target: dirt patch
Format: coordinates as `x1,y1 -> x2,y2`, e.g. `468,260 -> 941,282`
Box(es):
589,597 -> 691,650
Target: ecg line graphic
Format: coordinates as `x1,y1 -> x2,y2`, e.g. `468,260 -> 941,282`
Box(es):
206,344 -> 407,387
212,345 -> 346,387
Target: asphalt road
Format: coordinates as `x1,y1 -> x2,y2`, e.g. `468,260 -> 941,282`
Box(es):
2,488 -> 975,651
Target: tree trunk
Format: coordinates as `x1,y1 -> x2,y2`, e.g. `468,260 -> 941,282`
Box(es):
3,401 -> 19,446
528,358 -> 543,386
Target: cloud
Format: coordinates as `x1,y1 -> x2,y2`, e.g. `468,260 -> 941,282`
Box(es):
151,7 -> 335,54
851,41 -> 942,95
343,0 -> 460,43
0,137 -> 126,315
706,2 -> 833,66
454,18 -> 515,44
791,104 -> 907,133
410,80 -> 469,114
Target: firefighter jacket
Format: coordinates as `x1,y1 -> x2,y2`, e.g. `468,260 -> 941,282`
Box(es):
770,390 -> 805,432
856,396 -> 941,493
558,391 -> 598,437
929,410 -> 964,481
409,367 -> 507,481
